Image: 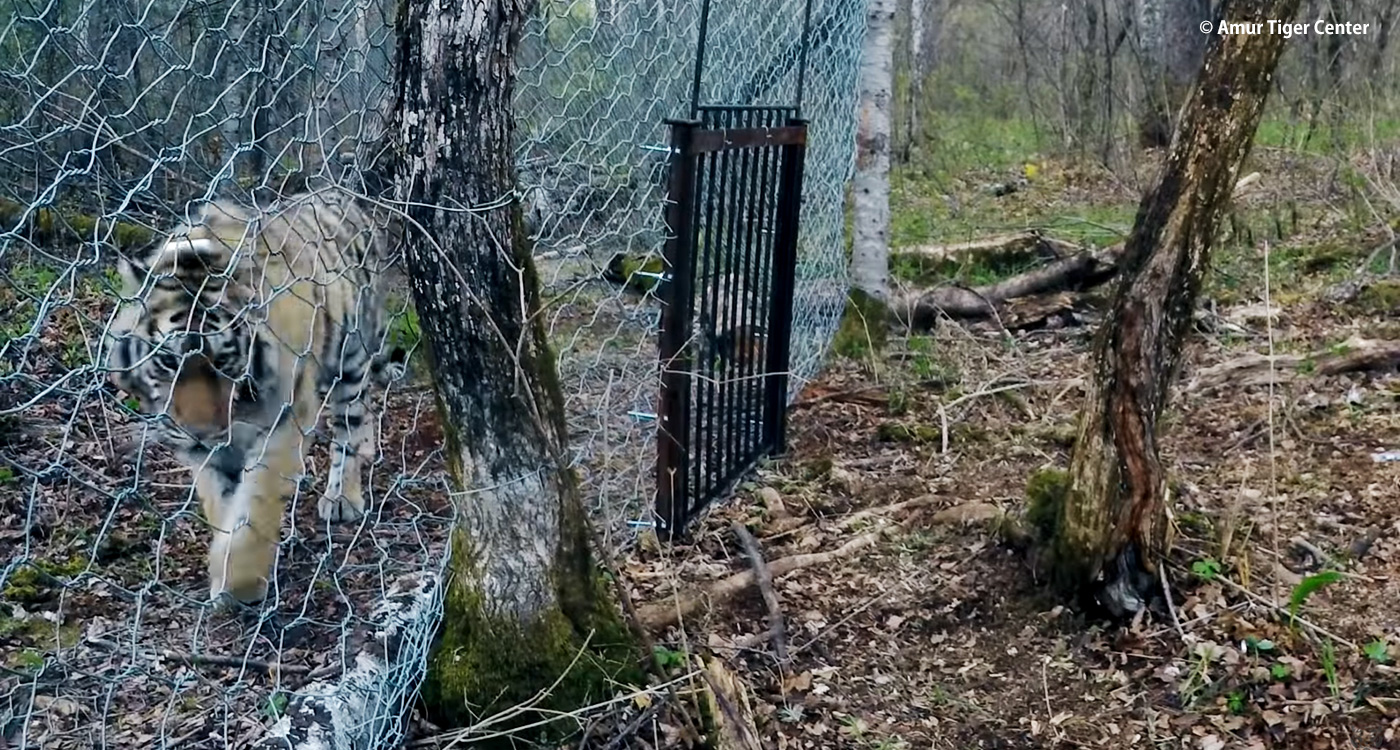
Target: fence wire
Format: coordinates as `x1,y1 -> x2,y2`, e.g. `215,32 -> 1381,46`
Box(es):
0,0 -> 866,746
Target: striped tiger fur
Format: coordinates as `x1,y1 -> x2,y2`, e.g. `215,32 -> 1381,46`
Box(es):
102,188 -> 405,605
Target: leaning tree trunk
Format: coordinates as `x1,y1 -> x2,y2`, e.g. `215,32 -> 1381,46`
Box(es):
1046,0 -> 1302,617
838,0 -> 895,355
388,0 -> 636,728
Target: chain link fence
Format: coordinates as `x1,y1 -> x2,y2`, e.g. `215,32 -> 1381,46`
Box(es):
0,0 -> 866,745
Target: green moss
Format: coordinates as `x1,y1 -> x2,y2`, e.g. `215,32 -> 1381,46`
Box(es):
831,288 -> 890,359
0,197 -> 153,251
877,422 -> 939,444
422,532 -> 642,741
1356,280 -> 1400,315
1024,466 -> 1070,540
603,252 -> 666,295
1175,510 -> 1214,538
0,605 -> 82,659
3,556 -> 89,604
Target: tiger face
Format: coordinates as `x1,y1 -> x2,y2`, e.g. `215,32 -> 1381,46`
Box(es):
106,217 -> 268,454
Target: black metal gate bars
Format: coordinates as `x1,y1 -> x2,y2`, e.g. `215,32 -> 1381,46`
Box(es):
652,0 -> 825,540
653,108 -> 808,537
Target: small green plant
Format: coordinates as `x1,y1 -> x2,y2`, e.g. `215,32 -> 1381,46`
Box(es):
1191,558 -> 1222,581
1243,636 -> 1275,654
907,335 -> 938,380
1364,639 -> 1392,664
12,649 -> 45,670
1269,662 -> 1291,681
1226,690 -> 1246,715
1288,570 -> 1342,628
886,388 -> 910,416
651,644 -> 686,670
264,691 -> 289,719
777,704 -> 805,723
1319,640 -> 1339,699
840,715 -> 869,740
0,466 -> 14,484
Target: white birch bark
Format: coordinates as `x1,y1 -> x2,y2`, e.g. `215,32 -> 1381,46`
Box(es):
852,0 -> 895,302
907,0 -> 922,148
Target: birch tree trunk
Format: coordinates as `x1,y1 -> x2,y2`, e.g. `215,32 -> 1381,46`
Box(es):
1135,0 -> 1211,147
387,0 -> 637,727
1041,0 -> 1302,617
904,0 -> 923,161
839,0 -> 895,355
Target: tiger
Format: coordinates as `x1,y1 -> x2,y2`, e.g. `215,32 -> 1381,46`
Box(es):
102,187 -> 406,606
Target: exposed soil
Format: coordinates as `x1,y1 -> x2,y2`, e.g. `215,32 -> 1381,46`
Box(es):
608,149 -> 1400,750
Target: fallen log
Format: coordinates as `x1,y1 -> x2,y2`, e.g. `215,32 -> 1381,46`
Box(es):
892,229 -> 1081,265
891,173 -> 1261,329
1187,337 -> 1400,391
895,243 -> 1124,327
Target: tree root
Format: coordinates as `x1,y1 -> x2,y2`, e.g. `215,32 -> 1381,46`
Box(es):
638,497 -> 1001,632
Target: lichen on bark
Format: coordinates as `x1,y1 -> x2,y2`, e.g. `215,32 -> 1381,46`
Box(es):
386,0 -> 641,737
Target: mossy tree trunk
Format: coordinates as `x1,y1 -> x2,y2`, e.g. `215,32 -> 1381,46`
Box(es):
1050,0 -> 1301,617
387,0 -> 636,730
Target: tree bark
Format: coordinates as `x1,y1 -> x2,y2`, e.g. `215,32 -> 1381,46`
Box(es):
387,0 -> 636,728
839,0 -> 897,357
852,0 -> 895,305
1134,0 -> 1211,147
1046,0 -> 1302,617
906,0 -> 922,152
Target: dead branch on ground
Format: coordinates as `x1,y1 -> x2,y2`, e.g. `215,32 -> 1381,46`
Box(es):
637,529 -> 887,631
731,522 -> 788,665
894,243 -> 1124,327
892,229 -> 1081,264
1187,337 -> 1400,391
892,173 -> 1264,330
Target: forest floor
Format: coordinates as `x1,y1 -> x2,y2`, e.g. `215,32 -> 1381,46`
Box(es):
620,143 -> 1400,749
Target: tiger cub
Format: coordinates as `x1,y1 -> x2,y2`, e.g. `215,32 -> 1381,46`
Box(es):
103,188 -> 405,605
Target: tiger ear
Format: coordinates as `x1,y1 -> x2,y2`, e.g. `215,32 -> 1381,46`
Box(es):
191,199 -> 254,240
115,253 -> 150,293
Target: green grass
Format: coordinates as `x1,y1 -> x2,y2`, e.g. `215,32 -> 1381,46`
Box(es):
1253,114 -> 1400,154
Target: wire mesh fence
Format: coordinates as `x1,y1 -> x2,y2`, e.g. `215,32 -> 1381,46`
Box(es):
0,0 -> 866,745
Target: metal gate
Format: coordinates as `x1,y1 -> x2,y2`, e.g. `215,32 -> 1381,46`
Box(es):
652,0 -> 815,537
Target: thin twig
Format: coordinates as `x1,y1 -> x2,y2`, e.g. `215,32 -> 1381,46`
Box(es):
731,522 -> 788,665
938,380 -> 1035,453
1158,565 -> 1186,642
599,703 -> 661,750
791,585 -> 891,656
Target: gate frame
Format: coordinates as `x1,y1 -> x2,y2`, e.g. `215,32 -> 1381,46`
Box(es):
653,0 -> 818,539
654,116 -> 810,537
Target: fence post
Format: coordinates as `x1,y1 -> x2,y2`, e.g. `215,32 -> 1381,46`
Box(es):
655,118 -> 701,539
763,118 -> 808,457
